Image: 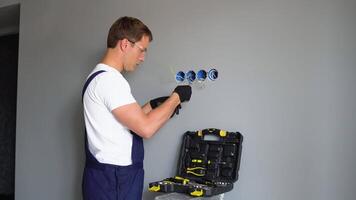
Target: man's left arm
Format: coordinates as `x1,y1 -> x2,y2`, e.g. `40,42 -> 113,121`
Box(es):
142,103 -> 152,114
142,96 -> 179,116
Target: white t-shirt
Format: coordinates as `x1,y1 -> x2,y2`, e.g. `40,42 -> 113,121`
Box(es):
83,63 -> 136,166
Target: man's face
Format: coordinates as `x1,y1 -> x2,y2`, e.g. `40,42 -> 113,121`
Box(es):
124,35 -> 150,72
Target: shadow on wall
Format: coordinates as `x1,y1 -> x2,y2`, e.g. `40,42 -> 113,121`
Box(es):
0,34 -> 18,200
53,91 -> 85,199
56,48 -> 105,199
43,32 -> 107,197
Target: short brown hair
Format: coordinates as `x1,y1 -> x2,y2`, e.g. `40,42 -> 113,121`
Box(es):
107,16 -> 153,48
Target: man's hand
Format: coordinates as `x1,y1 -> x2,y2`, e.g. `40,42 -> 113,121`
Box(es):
150,96 -> 181,118
149,96 -> 168,109
173,85 -> 192,103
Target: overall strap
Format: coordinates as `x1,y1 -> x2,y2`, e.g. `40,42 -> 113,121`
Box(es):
82,70 -> 106,100
82,70 -> 106,169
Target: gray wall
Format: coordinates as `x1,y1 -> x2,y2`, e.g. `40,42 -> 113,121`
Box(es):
0,0 -> 18,7
11,0 -> 356,199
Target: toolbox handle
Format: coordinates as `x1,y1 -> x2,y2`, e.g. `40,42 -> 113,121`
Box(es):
197,128 -> 228,138
203,134 -> 220,141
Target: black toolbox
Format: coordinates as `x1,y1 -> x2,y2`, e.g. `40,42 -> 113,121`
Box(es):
149,128 -> 243,197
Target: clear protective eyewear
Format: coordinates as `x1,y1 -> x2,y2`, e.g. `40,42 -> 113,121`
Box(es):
127,39 -> 147,55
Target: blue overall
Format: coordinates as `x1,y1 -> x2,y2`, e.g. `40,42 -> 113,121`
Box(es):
82,70 -> 144,200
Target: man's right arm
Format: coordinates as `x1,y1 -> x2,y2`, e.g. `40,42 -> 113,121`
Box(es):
112,93 -> 180,139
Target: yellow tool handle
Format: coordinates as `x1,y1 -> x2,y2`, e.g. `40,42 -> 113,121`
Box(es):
174,176 -> 189,184
186,171 -> 205,177
148,185 -> 160,192
187,167 -> 205,170
190,189 -> 204,197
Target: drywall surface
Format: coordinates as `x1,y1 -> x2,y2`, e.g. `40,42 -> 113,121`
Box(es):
15,0 -> 356,199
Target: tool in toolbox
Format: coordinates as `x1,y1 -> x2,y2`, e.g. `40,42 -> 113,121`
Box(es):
149,128 -> 243,197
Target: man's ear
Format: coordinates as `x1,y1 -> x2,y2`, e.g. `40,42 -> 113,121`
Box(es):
118,39 -> 130,52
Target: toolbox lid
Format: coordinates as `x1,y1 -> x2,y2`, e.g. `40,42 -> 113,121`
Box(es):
176,128 -> 243,184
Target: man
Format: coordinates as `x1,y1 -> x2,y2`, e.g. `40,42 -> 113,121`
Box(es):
81,16 -> 192,200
